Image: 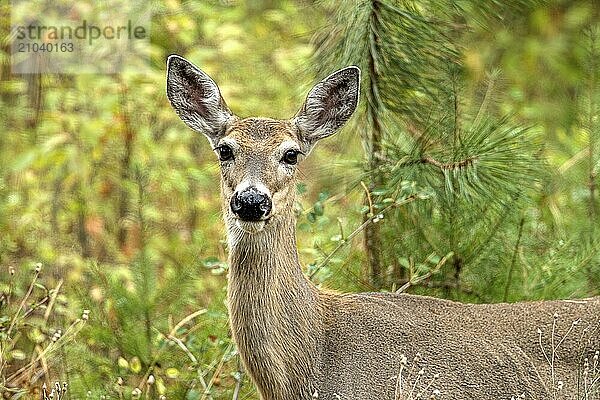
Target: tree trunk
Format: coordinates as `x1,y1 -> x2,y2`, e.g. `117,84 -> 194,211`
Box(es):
363,0 -> 385,289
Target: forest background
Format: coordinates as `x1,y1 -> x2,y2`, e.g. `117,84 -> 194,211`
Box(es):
1,0 -> 599,399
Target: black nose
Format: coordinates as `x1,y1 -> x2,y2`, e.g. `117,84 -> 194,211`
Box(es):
230,187 -> 272,222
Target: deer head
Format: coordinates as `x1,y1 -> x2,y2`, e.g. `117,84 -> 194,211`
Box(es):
166,55 -> 360,234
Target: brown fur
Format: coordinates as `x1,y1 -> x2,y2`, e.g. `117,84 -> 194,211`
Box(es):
165,58 -> 600,400
220,119 -> 600,400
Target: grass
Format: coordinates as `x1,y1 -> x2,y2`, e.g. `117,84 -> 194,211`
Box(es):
536,313 -> 600,400
0,263 -> 87,398
393,353 -> 440,400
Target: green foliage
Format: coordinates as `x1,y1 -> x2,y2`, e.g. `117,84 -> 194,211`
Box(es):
1,0 -> 600,398
312,0 -> 600,302
0,263 -> 84,397
0,0 -> 322,397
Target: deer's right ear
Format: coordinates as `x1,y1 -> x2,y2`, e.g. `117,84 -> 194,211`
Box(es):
166,55 -> 235,145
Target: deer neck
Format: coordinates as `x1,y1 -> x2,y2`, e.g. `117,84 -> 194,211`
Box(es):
225,210 -> 322,399
226,211 -> 306,285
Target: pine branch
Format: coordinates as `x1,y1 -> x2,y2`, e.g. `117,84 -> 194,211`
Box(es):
396,155 -> 479,170
313,0 -> 544,292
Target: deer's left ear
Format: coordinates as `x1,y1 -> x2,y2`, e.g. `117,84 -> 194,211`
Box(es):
293,66 -> 360,147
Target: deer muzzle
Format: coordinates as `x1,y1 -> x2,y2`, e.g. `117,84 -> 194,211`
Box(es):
230,186 -> 272,222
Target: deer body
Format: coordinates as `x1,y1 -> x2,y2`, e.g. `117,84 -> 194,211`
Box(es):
166,56 -> 600,400
226,201 -> 600,400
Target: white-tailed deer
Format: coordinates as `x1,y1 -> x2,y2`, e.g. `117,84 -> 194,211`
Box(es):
166,55 -> 600,400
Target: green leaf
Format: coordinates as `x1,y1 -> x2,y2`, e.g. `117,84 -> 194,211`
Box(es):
129,356 -> 142,373
118,357 -> 129,369
186,389 -> 201,400
398,257 -> 410,268
11,349 -> 26,360
372,188 -> 389,196
296,182 -> 307,194
166,367 -> 179,379
313,202 -> 324,216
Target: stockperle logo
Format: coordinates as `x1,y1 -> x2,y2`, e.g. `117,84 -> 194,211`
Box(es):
10,0 -> 151,74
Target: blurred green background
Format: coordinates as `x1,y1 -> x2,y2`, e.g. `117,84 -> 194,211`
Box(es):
1,0 -> 599,399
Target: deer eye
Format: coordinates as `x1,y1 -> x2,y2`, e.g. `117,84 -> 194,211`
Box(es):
216,145 -> 234,162
281,149 -> 300,165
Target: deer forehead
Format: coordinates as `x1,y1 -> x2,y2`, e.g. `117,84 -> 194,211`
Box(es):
225,117 -> 299,148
